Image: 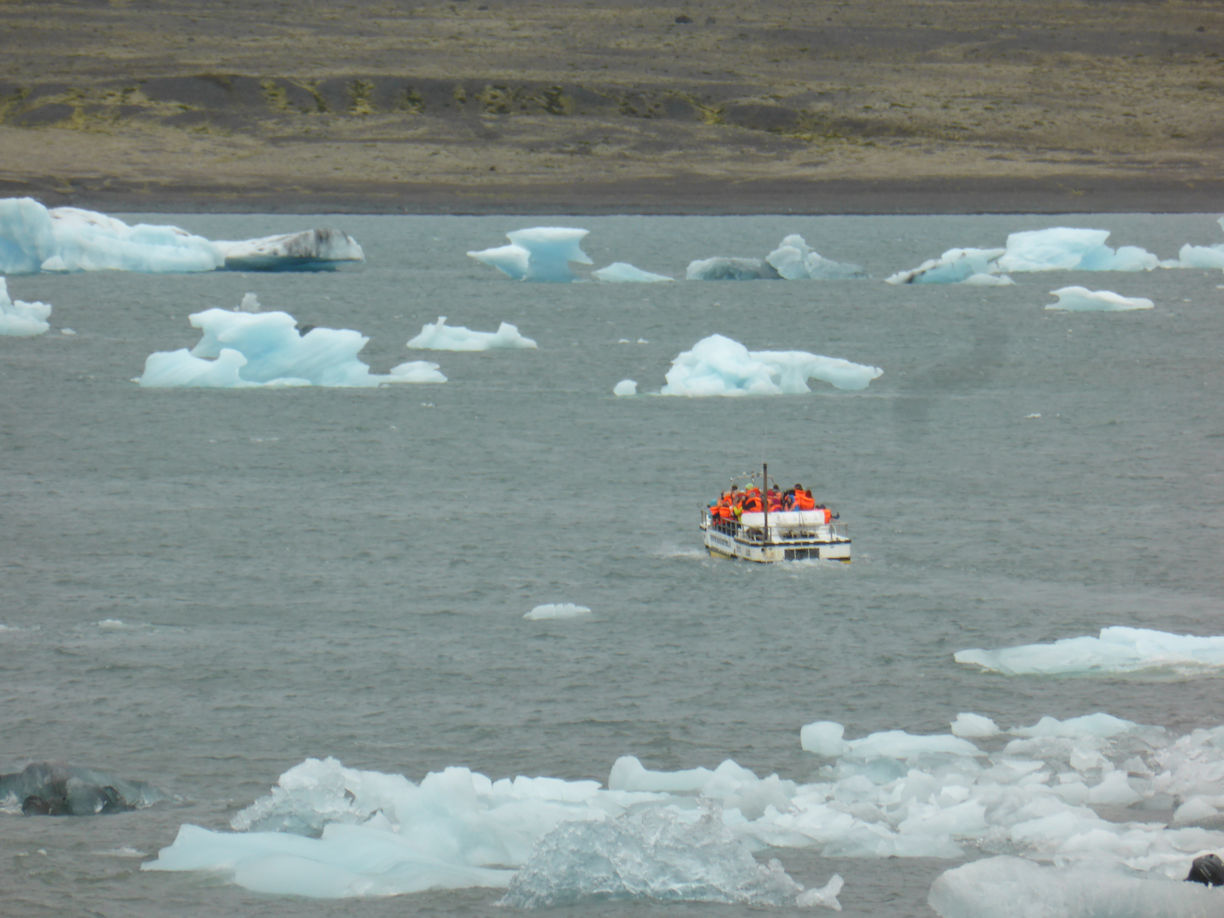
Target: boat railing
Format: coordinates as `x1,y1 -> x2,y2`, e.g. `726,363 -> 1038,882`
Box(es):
702,508 -> 849,542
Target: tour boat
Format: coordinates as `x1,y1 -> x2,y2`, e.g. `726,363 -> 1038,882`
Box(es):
699,464 -> 851,563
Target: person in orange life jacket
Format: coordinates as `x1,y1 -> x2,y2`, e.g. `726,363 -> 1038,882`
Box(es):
741,487 -> 763,512
766,486 -> 783,512
792,484 -> 816,511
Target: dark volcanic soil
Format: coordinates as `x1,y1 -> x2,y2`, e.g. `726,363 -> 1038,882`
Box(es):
1,1 -> 1222,213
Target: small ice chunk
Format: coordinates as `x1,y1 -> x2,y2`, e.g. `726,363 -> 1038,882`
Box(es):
1045,286 -> 1154,311
0,277 -> 51,336
592,262 -> 672,282
686,256 -> 780,281
524,603 -> 592,621
406,316 -> 536,351
612,379 -> 637,396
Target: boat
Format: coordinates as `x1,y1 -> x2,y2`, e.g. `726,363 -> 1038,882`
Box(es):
699,463 -> 851,563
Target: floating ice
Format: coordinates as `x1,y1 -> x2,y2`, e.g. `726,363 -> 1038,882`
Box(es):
928,855 -> 1221,918
137,301 -> 445,388
885,248 -> 1006,285
0,277 -> 51,335
997,227 -> 1159,273
523,603 -> 592,621
145,713 -> 1224,902
0,762 -> 166,816
0,197 -> 363,274
954,626 -> 1224,676
1045,286 -> 1155,312
686,256 -> 779,281
612,379 -> 637,396
407,316 -> 537,351
660,333 -> 882,396
766,233 -> 864,279
890,227 -> 1161,284
498,805 -> 831,909
467,227 -> 592,282
591,262 -> 672,282
1172,218 -> 1224,269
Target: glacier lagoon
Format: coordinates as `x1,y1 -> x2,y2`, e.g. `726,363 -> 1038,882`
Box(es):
2,211 -> 1223,918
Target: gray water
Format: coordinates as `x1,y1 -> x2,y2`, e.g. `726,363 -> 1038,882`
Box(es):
1,213 -> 1222,917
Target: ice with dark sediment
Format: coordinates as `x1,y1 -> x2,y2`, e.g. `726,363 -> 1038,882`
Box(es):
0,197 -> 364,274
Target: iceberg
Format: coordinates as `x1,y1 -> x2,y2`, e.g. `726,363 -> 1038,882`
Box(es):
0,761 -> 167,816
523,603 -> 592,621
997,227 -> 1159,273
0,197 -> 363,274
612,379 -> 637,396
137,300 -> 445,388
467,227 -> 592,282
928,856 -> 1220,918
886,248 -> 1007,285
1045,286 -> 1155,311
498,805 -> 834,909
0,277 -> 51,335
1172,218 -> 1224,269
954,626 -> 1224,676
591,261 -> 672,282
660,333 -> 883,396
145,713 -> 1224,900
766,233 -> 864,279
686,256 -> 779,281
406,316 -> 536,351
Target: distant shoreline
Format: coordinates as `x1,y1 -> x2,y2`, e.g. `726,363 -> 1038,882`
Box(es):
5,175 -> 1222,217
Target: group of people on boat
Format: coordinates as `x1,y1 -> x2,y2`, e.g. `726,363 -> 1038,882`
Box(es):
708,483 -> 831,523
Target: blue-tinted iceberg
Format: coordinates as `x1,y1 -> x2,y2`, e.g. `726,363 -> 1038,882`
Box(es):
660,333 -> 882,396
137,301 -> 444,388
955,626 -> 1224,675
0,761 -> 167,816
0,197 -> 363,274
686,256 -> 779,281
499,805 -> 825,908
467,227 -> 592,282
891,226 -> 1162,284
145,712 -> 1224,900
997,227 -> 1159,272
688,233 -> 861,281
0,277 -> 51,336
886,248 -> 1007,285
766,233 -> 864,279
407,316 -> 537,351
591,261 -> 672,282
612,379 -> 637,396
1045,286 -> 1154,311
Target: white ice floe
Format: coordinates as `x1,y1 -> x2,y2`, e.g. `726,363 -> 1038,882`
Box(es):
406,316 -> 537,351
1045,286 -> 1155,311
0,277 -> 51,336
137,299 -> 444,388
1172,218 -> 1224,269
592,262 -> 673,283
0,197 -> 363,274
928,855 -> 1222,918
523,603 -> 592,621
144,712 -> 1224,905
660,333 -> 883,396
612,379 -> 638,396
955,626 -> 1224,676
467,227 -> 592,282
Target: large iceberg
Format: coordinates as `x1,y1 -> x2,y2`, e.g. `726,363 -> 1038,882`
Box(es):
144,712 -> 1224,904
889,227 -> 1162,284
0,277 -> 51,336
955,626 -> 1224,676
467,227 -> 592,282
137,299 -> 444,388
406,316 -> 537,351
660,333 -> 883,396
0,197 -> 363,274
1045,286 -> 1154,312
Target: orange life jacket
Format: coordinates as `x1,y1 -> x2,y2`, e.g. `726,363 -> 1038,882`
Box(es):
794,489 -> 816,511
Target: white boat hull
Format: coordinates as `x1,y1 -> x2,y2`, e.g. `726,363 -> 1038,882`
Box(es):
700,510 -> 851,563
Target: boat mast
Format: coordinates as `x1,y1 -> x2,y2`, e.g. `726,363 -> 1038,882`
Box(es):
762,461 -> 769,542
